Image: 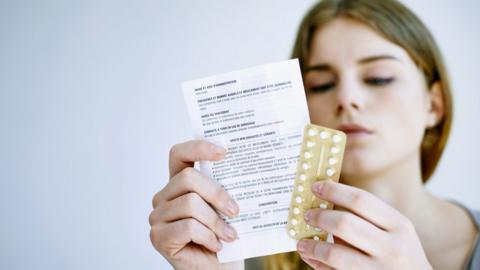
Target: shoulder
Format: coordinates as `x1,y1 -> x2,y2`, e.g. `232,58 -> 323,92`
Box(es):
461,206 -> 480,270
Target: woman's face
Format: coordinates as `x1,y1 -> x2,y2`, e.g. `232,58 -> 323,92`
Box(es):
305,18 -> 434,181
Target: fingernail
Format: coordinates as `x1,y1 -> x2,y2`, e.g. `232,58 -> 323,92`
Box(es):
297,240 -> 308,253
304,211 -> 311,222
227,199 -> 239,216
224,224 -> 237,240
312,181 -> 324,193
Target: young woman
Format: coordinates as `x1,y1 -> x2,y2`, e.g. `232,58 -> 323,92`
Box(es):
149,0 -> 479,269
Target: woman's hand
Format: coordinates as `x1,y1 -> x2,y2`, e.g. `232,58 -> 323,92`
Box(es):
149,140 -> 241,270
297,181 -> 432,270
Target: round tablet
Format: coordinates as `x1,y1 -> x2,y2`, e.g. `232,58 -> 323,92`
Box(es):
328,157 -> 337,165
330,146 -> 339,154
332,134 -> 341,143
302,163 -> 310,170
308,129 -> 318,136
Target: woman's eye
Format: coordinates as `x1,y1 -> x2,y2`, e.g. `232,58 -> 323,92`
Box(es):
309,82 -> 335,93
364,77 -> 395,86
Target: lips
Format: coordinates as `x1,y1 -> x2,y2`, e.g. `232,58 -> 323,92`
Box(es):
336,123 -> 373,135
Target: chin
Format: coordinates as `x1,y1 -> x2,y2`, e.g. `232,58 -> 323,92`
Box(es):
339,151 -> 380,182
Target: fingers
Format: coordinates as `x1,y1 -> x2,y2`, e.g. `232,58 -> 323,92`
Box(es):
300,254 -> 334,270
312,181 -> 405,231
151,218 -> 223,256
297,239 -> 369,269
304,209 -> 387,254
154,167 -> 239,218
169,140 -> 227,177
155,192 -> 237,242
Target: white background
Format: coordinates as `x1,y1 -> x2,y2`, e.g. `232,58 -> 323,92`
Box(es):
1,1 -> 479,269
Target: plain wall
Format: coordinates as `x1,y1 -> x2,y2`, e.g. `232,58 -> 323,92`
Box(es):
1,1 -> 479,269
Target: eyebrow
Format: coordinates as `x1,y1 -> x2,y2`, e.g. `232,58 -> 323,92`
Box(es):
304,55 -> 400,73
359,55 -> 399,64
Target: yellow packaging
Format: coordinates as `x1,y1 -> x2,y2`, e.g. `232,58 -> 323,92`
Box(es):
287,124 -> 346,240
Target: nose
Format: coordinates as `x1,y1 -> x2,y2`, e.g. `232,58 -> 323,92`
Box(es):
334,78 -> 363,115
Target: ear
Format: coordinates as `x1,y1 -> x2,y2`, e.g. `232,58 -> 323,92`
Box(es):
426,81 -> 445,129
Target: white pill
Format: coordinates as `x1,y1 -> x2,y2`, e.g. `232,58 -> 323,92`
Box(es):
306,140 -> 315,148
302,163 -> 310,170
306,224 -> 310,229
319,202 -> 328,209
291,218 -> 298,225
293,207 -> 300,215
328,157 -> 337,165
297,185 -> 304,192
332,134 -> 342,143
295,196 -> 302,203
326,168 -> 335,176
303,151 -> 312,159
313,236 -> 320,241
315,227 -> 322,232
289,229 -> 297,236
308,129 -> 318,136
299,174 -> 307,181
319,131 -> 329,139
330,146 -> 339,154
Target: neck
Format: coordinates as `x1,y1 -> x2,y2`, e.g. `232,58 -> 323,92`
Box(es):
341,153 -> 477,269
342,152 -> 429,216
341,152 -> 455,256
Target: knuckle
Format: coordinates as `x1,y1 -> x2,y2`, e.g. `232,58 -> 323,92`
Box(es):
148,210 -> 157,226
179,167 -> 196,181
183,218 -> 197,235
169,144 -> 180,160
184,192 -> 202,212
212,184 -> 228,204
151,191 -> 162,208
150,227 -> 162,252
149,228 -> 156,245
321,245 -> 340,265
212,215 -> 224,231
208,229 -> 218,243
335,213 -> 353,232
196,140 -> 210,152
350,191 -> 367,207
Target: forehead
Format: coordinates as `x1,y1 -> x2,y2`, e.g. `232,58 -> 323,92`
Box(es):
307,17 -> 412,66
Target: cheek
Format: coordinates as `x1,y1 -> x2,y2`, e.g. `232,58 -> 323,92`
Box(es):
307,95 -> 336,127
342,86 -> 429,177
375,85 -> 428,144
350,87 -> 427,170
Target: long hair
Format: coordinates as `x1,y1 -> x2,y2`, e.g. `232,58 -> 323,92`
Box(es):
266,0 -> 453,268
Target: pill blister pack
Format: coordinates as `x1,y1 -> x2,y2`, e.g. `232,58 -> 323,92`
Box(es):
287,124 -> 346,241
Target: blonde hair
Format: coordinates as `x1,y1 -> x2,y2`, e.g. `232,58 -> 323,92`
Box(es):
266,0 -> 453,268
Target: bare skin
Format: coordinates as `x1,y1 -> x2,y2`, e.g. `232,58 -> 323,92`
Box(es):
149,17 -> 477,270
301,18 -> 477,270
149,140 -> 242,270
